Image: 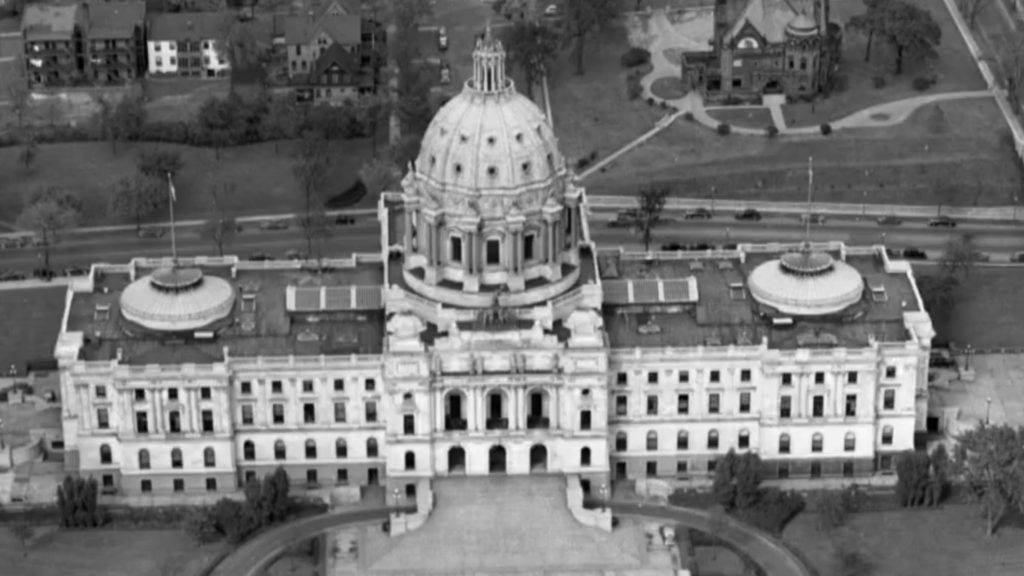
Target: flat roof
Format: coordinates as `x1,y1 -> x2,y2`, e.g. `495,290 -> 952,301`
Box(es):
600,247 -> 919,351
0,287 -> 66,375
65,261 -> 386,364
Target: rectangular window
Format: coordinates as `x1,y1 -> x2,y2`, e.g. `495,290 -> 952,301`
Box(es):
304,403 -> 316,424
365,401 -> 378,423
96,385 -> 107,398
781,373 -> 792,386
580,410 -> 591,430
845,394 -> 857,417
240,381 -> 252,395
136,411 -> 148,433
677,394 -> 689,415
524,233 -> 535,260
678,370 -> 689,384
333,379 -> 344,392
646,395 -> 658,416
272,381 -> 283,394
302,380 -> 314,393
206,478 -> 217,492
334,402 -> 347,423
200,387 -> 211,400
740,369 -> 751,382
615,396 -> 627,416
883,389 -> 895,410
847,371 -> 858,385
97,408 -> 109,429
708,393 -> 720,414
814,372 -> 825,385
778,463 -> 790,479
336,468 -> 348,484
168,388 -> 179,401
169,411 -> 181,433
202,410 -> 214,433
812,396 -> 824,417
365,378 -> 376,392
403,414 -> 415,435
154,43 -> 161,52
646,461 -> 657,478
273,404 -> 285,424
307,469 -> 318,485
880,455 -> 893,470
450,236 -> 463,262
486,238 -> 501,264
241,405 -> 254,425
135,389 -> 146,401
647,371 -> 659,384
173,479 -> 184,493
739,431 -> 749,449
709,370 -> 720,383
616,372 -> 628,386
707,459 -> 717,473
780,396 -> 791,418
141,479 -> 152,493
739,392 -> 751,414
676,461 -> 688,476
882,428 -> 894,445
885,366 -> 897,379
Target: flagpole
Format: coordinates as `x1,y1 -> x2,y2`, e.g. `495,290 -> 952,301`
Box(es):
805,156 -> 813,244
167,172 -> 177,264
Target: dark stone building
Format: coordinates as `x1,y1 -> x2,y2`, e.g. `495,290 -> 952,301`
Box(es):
681,0 -> 841,103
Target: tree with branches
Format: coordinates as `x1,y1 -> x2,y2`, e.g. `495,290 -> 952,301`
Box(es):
633,183 -> 669,252
108,175 -> 167,232
18,187 -> 81,270
203,181 -> 238,257
955,423 -> 1024,536
93,95 -> 116,153
292,133 -> 333,257
7,68 -> 30,130
882,0 -> 942,74
110,95 -> 147,148
261,95 -> 301,154
10,523 -> 34,557
847,0 -> 890,63
957,0 -> 990,30
503,20 -> 560,100
564,0 -> 619,75
359,155 -> 402,200
18,132 -> 38,170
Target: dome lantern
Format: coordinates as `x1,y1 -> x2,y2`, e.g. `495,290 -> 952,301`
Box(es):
471,23 -> 510,95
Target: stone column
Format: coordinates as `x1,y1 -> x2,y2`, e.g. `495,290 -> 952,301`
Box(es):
468,231 -> 476,275
403,210 -> 412,254
572,206 -> 581,247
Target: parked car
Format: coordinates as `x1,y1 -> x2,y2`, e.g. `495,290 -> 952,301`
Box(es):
31,236 -> 48,246
439,61 -> 452,85
902,247 -> 928,260
0,237 -> 24,249
661,242 -> 685,251
877,215 -> 903,226
260,219 -> 290,231
249,252 -> 274,261
969,251 -> 990,263
335,215 -> 356,225
63,266 -> 88,277
0,270 -> 27,282
928,216 -> 957,228
608,210 -> 641,227
285,250 -> 308,260
32,268 -> 56,281
684,208 -> 712,220
800,213 -> 826,224
1013,252 -> 1024,263
138,227 -> 166,238
734,209 -> 762,221
437,26 -> 448,51
929,350 -> 956,368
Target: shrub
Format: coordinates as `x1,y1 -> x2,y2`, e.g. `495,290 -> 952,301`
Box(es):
620,47 -> 651,68
735,489 -> 805,535
56,475 -> 101,528
575,157 -> 592,170
913,74 -> 938,92
765,125 -> 779,137
873,74 -> 887,89
682,111 -> 694,121
717,123 -> 731,135
589,150 -> 599,161
826,73 -> 849,94
646,96 -> 656,106
820,123 -> 832,135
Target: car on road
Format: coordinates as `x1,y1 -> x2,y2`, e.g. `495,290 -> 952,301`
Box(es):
439,61 -> 452,85
928,216 -> 957,228
661,242 -> 685,251
0,237 -> 26,249
734,209 -> 762,221
138,227 -> 166,238
969,251 -> 990,263
0,270 -> 27,282
1014,252 -> 1024,263
608,210 -> 641,227
63,266 -> 88,277
902,247 -> 928,260
437,26 -> 448,51
684,208 -> 712,220
260,219 -> 290,231
285,250 -> 309,260
33,268 -> 56,281
800,213 -> 826,224
248,252 -> 274,261
335,215 -> 356,225
877,215 -> 903,226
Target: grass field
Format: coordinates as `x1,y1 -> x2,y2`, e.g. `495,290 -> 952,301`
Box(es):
0,138 -> 376,227
650,76 -> 687,100
783,507 -> 1024,576
705,106 -> 775,130
916,266 -> 1024,348
586,97 -> 1020,206
0,287 -> 66,374
0,528 -> 228,576
782,0 -> 987,127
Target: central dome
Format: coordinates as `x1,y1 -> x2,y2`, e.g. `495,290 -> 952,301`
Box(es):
413,28 -> 566,198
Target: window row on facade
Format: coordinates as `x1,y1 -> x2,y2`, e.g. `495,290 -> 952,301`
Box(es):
615,456 -> 884,480
237,399 -> 379,427
613,390 -> 898,418
614,365 -> 901,387
241,438 -> 380,461
612,427 -> 895,453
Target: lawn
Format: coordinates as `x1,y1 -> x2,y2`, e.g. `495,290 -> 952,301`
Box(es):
915,266 -> 1024,348
650,76 -> 687,100
0,138 -> 376,227
783,506 -> 1024,576
546,22 -> 666,166
781,0 -> 987,127
0,528 -> 228,576
143,77 -> 231,123
587,96 -> 1020,207
705,106 -> 775,130
0,287 -> 66,375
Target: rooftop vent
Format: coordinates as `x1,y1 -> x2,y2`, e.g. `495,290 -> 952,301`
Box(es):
729,282 -> 746,301
689,261 -> 704,271
94,303 -> 111,320
869,283 -> 888,302
772,317 -> 794,327
241,294 -> 257,312
194,331 -> 215,340
717,260 -> 734,270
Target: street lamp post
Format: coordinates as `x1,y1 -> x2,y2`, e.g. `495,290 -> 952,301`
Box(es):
965,343 -> 973,371
599,483 -> 608,507
986,397 -> 992,425
392,488 -> 400,515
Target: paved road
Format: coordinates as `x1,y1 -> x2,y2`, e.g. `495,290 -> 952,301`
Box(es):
2,213 -> 1022,273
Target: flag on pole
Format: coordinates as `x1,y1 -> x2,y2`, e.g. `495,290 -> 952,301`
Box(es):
167,172 -> 177,202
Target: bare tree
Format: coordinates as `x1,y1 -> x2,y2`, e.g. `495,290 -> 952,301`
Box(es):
17,187 -> 81,270
995,33 -> 1024,112
957,0 -> 990,30
203,181 -> 238,257
633,183 -> 670,252
107,174 -> 167,232
18,131 -> 38,170
93,95 -> 115,153
7,73 -> 30,130
359,155 -> 402,200
292,133 -> 332,256
10,523 -> 34,557
940,234 -> 977,281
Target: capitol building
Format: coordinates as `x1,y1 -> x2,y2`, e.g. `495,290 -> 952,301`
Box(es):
54,33 -> 934,501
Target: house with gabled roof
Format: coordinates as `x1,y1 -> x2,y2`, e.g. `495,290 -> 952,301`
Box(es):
147,12 -> 228,78
84,1 -> 146,84
22,4 -> 87,88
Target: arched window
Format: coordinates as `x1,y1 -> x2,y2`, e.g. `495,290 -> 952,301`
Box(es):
243,441 -> 255,461
367,438 -> 379,458
812,432 -> 823,453
708,429 -> 719,450
580,447 -> 592,467
274,439 -> 286,460
305,439 -> 317,459
845,432 -> 856,452
882,425 -> 894,445
171,447 -> 182,468
800,57 -> 808,71
677,431 -> 689,451
739,428 -> 750,449
779,433 -> 791,454
615,431 -> 627,452
646,431 -> 658,451
100,444 -> 112,464
336,438 -> 347,458
138,449 -> 150,469
404,450 -> 416,470
204,447 -> 215,467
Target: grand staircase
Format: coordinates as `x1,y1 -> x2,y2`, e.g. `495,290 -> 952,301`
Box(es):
363,476 -> 665,575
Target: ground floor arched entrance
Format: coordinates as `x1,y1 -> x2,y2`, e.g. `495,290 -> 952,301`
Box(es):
488,445 -> 507,474
448,446 -> 466,474
529,444 -> 548,472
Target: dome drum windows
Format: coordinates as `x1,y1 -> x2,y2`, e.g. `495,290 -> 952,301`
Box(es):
486,238 -> 502,265
487,166 -> 498,178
